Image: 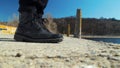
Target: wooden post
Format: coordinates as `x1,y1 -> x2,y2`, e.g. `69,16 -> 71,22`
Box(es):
67,24 -> 70,37
74,9 -> 82,38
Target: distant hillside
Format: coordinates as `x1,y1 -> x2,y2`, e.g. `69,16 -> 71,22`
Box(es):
0,22 -> 7,25
0,22 -> 18,27
1,17 -> 120,35
54,17 -> 120,35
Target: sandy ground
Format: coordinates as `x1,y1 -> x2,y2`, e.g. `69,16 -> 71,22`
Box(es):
0,34 -> 120,68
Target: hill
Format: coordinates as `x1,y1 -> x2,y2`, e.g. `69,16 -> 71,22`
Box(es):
54,17 -> 120,35
1,17 -> 120,35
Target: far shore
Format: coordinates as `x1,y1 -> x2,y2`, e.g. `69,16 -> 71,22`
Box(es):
82,35 -> 120,38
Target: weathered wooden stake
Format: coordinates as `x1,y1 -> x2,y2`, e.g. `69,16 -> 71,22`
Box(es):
74,9 -> 82,38
67,24 -> 70,37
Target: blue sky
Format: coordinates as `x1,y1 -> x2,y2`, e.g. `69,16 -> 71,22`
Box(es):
0,0 -> 120,21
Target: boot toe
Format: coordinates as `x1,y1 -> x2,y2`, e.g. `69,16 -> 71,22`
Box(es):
52,34 -> 63,39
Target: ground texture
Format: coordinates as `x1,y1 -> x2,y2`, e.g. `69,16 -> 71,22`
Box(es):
0,34 -> 120,68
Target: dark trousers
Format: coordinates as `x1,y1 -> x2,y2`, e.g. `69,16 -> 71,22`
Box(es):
19,0 -> 48,14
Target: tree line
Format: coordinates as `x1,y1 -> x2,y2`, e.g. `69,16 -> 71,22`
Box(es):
1,16 -> 120,36
54,17 -> 120,35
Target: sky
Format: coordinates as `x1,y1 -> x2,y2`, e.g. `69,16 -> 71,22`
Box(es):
0,0 -> 120,21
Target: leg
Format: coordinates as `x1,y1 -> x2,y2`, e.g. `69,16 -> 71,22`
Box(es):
36,0 -> 48,15
14,0 -> 63,43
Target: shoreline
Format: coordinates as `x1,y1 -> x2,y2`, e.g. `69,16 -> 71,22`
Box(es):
82,35 -> 120,38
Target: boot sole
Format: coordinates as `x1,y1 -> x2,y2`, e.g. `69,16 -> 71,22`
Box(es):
14,34 -> 63,43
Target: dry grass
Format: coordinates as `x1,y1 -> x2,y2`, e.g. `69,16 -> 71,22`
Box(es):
7,14 -> 19,27
44,14 -> 58,33
0,24 -> 16,34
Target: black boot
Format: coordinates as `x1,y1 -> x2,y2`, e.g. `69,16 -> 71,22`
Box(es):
14,7 -> 63,43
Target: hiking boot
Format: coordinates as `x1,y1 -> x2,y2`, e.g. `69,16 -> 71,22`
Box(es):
14,7 -> 63,43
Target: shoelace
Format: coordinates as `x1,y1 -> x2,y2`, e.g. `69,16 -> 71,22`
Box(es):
41,18 -> 50,32
34,14 -> 50,32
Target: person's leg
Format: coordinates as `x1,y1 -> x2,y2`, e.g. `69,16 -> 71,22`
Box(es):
14,0 -> 40,41
35,0 -> 63,40
14,0 -> 63,43
35,0 -> 48,30
36,0 -> 48,15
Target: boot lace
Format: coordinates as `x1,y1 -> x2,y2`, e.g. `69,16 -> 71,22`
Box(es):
34,14 -> 50,32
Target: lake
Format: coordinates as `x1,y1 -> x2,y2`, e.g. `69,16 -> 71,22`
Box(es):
82,35 -> 120,44
86,38 -> 120,44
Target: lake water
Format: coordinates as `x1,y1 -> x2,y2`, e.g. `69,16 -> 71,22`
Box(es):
86,38 -> 120,44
